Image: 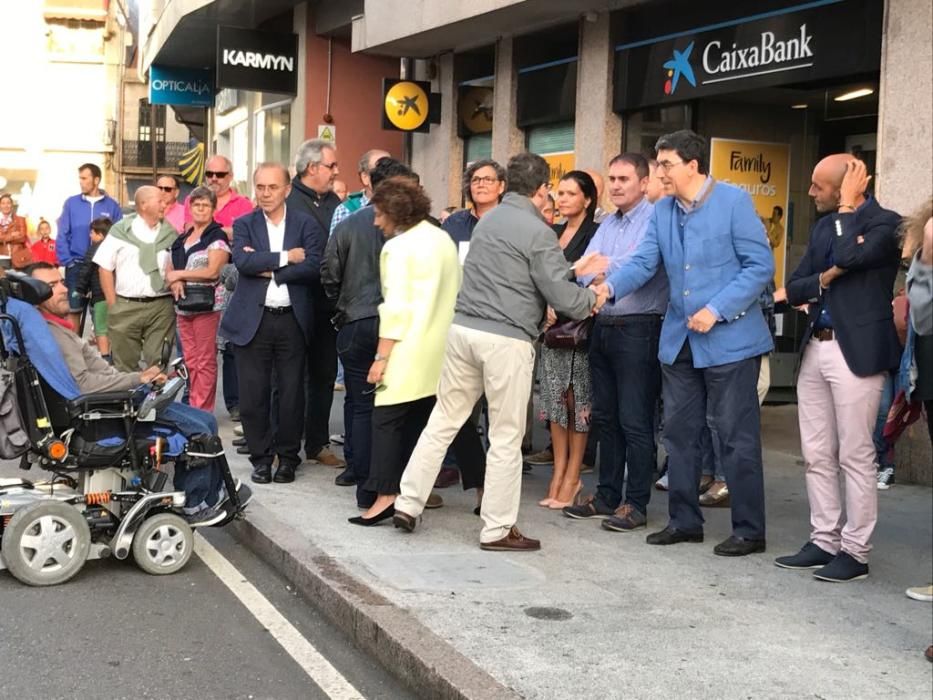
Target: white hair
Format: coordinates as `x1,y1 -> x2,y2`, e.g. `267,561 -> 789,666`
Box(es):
295,139 -> 334,175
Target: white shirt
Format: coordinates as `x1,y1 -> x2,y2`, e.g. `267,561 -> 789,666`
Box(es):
93,216 -> 170,298
263,207 -> 292,308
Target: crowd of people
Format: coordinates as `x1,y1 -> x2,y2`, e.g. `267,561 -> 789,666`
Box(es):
4,129 -> 931,657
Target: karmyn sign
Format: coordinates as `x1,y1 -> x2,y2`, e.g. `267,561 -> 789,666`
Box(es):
149,65 -> 214,106
216,26 -> 298,95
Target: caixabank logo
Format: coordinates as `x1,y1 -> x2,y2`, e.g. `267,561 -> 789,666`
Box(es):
662,41 -> 697,95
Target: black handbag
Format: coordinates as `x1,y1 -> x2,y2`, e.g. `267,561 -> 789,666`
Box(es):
174,283 -> 215,313
542,316 -> 593,350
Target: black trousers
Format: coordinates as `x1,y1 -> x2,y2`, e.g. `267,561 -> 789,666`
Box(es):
662,341 -> 766,540
304,304 -> 338,457
235,308 -> 306,469
366,397 -> 437,494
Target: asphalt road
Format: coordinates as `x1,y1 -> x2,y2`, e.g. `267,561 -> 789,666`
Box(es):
0,519 -> 415,700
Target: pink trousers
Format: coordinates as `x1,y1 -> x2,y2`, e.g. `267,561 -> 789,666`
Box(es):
177,311 -> 221,413
797,338 -> 884,563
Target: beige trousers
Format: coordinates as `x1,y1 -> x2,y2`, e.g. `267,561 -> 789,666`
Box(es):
396,324 -> 535,543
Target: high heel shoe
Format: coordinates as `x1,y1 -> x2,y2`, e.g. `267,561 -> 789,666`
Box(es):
538,497 -> 556,507
348,504 -> 395,526
548,482 -> 583,510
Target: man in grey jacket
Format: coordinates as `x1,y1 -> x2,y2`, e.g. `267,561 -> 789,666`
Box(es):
393,153 -> 607,551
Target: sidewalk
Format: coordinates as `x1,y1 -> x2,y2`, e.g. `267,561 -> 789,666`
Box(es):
222,401 -> 933,700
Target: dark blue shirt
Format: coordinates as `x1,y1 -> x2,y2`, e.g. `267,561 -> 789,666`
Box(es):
442,209 -> 479,245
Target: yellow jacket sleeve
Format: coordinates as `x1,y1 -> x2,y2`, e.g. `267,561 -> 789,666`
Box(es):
377,237 -> 413,341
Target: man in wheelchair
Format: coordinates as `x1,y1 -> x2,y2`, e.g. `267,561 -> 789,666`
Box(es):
20,263 -> 241,527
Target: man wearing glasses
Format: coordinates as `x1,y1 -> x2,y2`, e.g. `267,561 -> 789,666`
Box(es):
156,174 -> 185,233
596,129 -> 774,557
184,155 -> 254,236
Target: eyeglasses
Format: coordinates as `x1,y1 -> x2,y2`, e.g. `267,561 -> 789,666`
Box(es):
318,162 -> 338,170
204,170 -> 230,179
470,176 -> 499,186
157,186 -> 176,192
656,160 -> 684,173
361,383 -> 386,396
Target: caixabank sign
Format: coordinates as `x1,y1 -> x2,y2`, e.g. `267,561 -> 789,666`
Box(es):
613,0 -> 882,110
216,26 -> 298,95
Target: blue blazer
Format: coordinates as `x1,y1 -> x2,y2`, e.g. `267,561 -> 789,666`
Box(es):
785,197 -> 901,377
606,182 -> 774,368
220,207 -> 326,347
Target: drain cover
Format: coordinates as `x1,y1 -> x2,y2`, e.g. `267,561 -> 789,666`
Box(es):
523,606 -> 573,621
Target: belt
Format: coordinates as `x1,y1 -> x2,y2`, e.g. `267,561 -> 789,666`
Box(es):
264,306 -> 293,315
596,313 -> 663,326
813,328 -> 835,341
117,295 -> 171,303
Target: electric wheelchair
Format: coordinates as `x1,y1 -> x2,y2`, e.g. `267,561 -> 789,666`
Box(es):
0,272 -> 248,586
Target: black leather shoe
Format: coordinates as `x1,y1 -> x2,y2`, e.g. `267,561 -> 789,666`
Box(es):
646,525 -> 704,545
334,469 -> 357,487
232,437 -> 247,447
348,505 -> 395,527
251,464 -> 272,484
714,535 -> 766,557
273,463 -> 296,483
236,445 -> 250,455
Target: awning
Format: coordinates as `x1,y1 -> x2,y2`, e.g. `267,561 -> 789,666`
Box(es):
43,0 -> 108,22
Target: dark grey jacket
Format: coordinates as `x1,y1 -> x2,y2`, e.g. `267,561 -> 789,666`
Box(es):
454,193 -> 595,341
321,206 -> 384,329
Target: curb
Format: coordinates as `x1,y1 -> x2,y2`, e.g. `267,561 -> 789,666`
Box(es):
230,501 -> 523,700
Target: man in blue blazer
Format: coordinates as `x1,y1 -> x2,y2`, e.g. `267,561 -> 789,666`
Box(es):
598,130 -> 774,556
220,163 -> 325,485
775,156 -> 901,583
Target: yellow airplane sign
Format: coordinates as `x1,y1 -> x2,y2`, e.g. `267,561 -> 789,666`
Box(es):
383,79 -> 432,132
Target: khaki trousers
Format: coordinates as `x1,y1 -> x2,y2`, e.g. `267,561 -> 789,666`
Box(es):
107,296 -> 176,373
396,324 -> 535,543
797,338 -> 884,563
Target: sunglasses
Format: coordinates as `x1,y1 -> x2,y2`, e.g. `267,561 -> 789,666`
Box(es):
157,186 -> 176,192
205,171 -> 230,179
361,383 -> 387,396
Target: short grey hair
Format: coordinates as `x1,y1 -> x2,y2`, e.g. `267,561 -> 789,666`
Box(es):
358,149 -> 389,174
188,186 -> 217,209
295,139 -> 334,176
208,154 -> 233,171
253,162 -> 291,185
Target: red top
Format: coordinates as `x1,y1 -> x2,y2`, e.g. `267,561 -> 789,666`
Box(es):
30,238 -> 57,265
40,309 -> 75,332
183,191 -> 254,230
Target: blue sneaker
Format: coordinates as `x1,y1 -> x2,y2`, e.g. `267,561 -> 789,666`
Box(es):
775,541 -> 835,570
813,551 -> 869,582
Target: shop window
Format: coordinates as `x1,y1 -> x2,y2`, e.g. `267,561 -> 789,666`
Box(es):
623,104 -> 693,157
465,134 -> 493,164
527,122 -> 575,189
254,101 -> 291,168
515,23 -> 578,128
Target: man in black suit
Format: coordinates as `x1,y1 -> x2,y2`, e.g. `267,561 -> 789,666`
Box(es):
775,155 -> 901,583
220,162 -> 325,484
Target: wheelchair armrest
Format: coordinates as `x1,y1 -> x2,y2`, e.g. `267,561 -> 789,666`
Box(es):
67,389 -> 139,416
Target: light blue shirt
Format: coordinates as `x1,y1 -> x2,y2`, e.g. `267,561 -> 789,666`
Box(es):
329,192 -> 369,236
581,197 -> 669,317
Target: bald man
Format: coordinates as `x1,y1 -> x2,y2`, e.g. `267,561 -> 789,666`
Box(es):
775,155 -> 901,582
94,185 -> 178,372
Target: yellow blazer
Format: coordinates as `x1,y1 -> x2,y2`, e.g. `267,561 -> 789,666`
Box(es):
377,220 -> 461,406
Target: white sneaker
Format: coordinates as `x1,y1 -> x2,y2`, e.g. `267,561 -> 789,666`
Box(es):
655,473 -> 669,491
329,433 -> 345,445
906,585 -> 933,602
233,424 -> 244,437
876,467 -> 895,490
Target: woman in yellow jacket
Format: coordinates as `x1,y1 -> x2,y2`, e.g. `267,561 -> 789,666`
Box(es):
349,177 -> 462,526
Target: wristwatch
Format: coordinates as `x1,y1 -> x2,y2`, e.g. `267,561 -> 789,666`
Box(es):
374,353 -> 387,362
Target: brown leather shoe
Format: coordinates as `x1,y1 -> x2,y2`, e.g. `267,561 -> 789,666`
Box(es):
699,480 -> 730,507
393,510 -> 418,532
698,474 -> 715,494
480,527 -> 541,552
309,447 -> 346,468
425,493 -> 444,509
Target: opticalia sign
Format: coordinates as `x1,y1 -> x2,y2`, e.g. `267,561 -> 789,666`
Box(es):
149,65 -> 214,107
216,26 -> 298,95
614,0 -> 882,111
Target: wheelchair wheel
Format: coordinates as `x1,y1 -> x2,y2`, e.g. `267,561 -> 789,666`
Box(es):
132,513 -> 193,576
1,501 -> 91,586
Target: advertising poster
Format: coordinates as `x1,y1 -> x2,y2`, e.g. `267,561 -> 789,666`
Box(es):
710,138 -> 790,286
542,152 -> 576,193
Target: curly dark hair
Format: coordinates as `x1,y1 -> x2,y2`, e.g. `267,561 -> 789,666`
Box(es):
370,177 -> 432,231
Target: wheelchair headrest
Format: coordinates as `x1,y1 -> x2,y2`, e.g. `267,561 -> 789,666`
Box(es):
1,272 -> 52,306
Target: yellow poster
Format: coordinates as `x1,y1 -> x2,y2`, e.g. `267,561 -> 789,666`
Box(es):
542,152 -> 575,193
710,138 -> 790,286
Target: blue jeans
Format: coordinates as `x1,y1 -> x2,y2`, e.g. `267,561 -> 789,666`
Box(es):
336,317 -> 378,507
872,371 -> 895,469
589,317 -> 662,514
64,262 -> 86,313
158,401 -> 218,436
221,344 -> 238,411
156,401 -> 221,511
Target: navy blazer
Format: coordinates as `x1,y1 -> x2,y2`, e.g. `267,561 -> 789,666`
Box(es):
219,207 -> 326,347
786,197 -> 901,377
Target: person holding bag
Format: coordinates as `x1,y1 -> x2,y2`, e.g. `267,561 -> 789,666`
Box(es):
166,186 -> 230,411
538,171 -> 600,509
